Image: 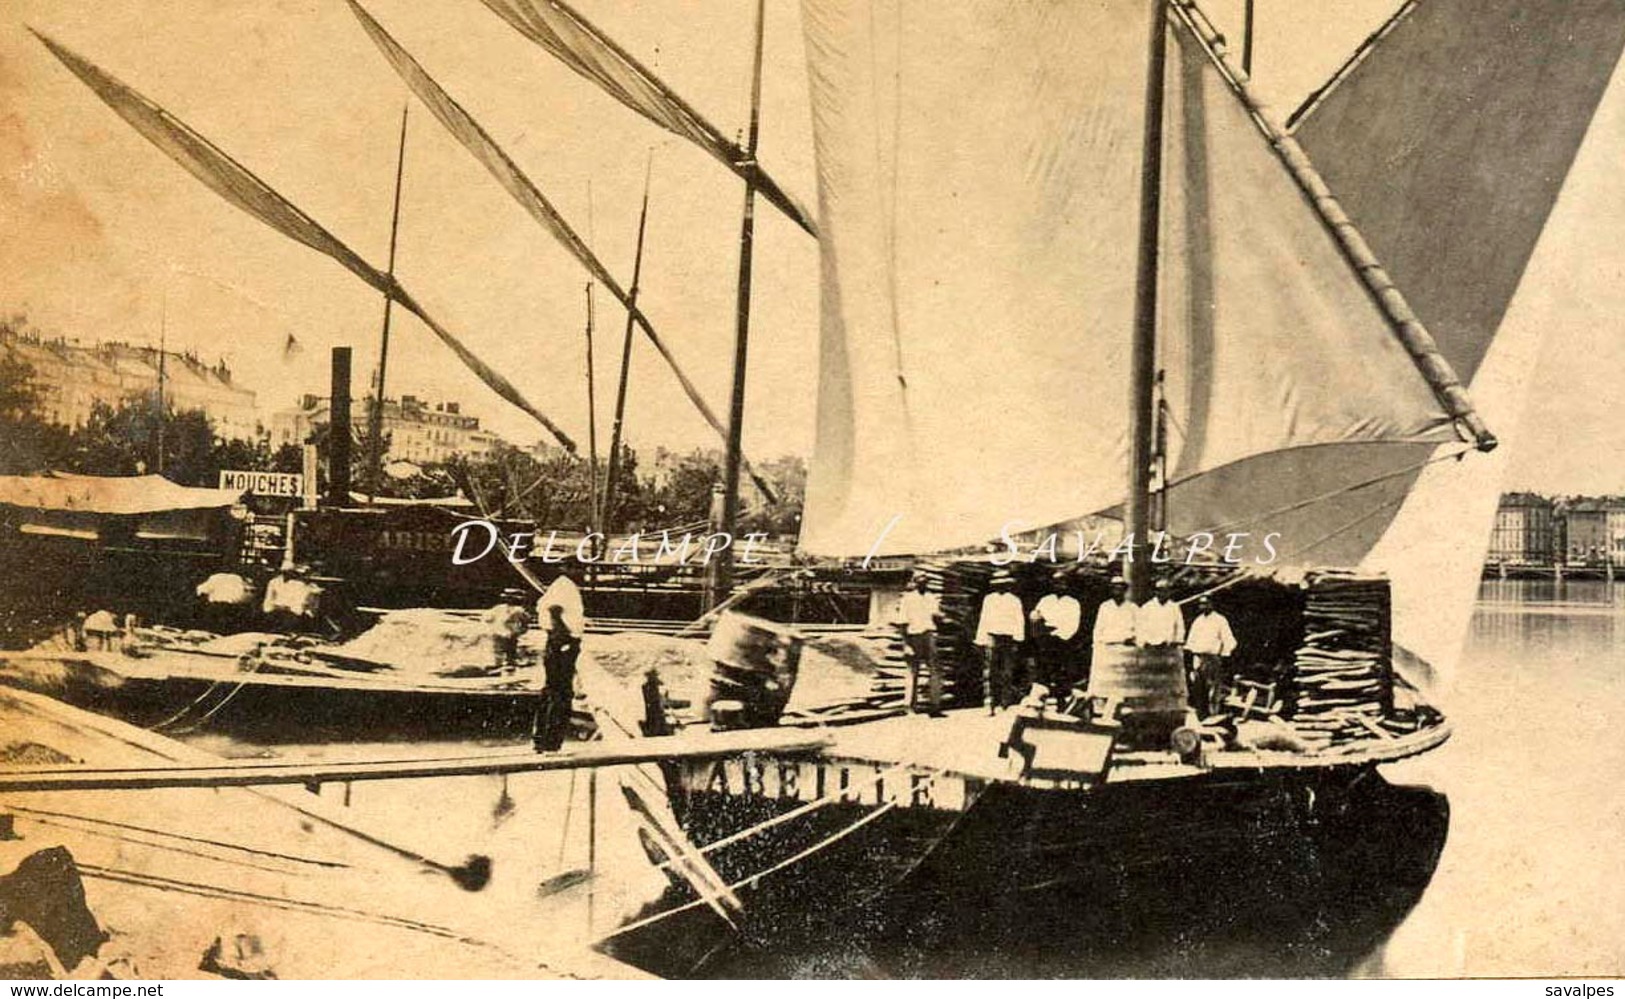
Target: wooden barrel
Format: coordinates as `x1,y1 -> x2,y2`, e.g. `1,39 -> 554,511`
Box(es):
1087,645 -> 1188,746
704,613 -> 804,729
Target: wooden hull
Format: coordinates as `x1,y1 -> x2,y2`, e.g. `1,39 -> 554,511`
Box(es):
606,755 -> 1448,977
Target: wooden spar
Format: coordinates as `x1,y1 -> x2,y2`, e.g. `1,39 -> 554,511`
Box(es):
1126,0 -> 1168,603
367,104 -> 410,499
154,294 -> 166,474
1173,1 -> 1495,451
585,281 -> 600,529
712,0 -> 768,608
1242,0 -> 1255,76
0,727 -> 832,793
604,155 -> 652,532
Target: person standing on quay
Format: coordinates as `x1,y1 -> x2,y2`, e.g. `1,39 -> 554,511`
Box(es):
534,575 -> 585,753
975,570 -> 1026,713
894,572 -> 946,716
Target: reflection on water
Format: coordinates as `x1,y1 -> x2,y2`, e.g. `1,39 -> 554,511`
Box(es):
1478,575 -> 1625,607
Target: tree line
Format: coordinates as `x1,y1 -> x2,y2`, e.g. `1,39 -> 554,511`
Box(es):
0,351 -> 805,536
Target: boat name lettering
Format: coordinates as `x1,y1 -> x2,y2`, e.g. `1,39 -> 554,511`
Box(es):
376,529 -> 451,552
690,758 -> 964,811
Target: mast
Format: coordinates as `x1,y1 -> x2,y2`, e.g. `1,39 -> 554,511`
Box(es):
1126,0 -> 1168,603
584,281 -> 600,528
155,294 -> 167,475
367,104 -> 410,500
711,0 -> 767,608
604,156 -> 652,533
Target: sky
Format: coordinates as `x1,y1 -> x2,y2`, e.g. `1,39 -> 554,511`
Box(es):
2,1 -> 1622,491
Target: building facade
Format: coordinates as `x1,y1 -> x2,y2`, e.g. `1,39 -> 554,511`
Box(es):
1488,493 -> 1556,565
1560,497 -> 1625,567
269,393 -> 502,465
3,330 -> 259,440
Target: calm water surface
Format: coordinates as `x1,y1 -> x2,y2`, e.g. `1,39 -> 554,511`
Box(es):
1361,579 -> 1625,977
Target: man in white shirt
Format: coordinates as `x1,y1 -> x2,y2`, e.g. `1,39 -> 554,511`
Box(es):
262,566 -> 322,633
893,573 -> 946,715
1029,570 -> 1082,702
1091,576 -> 1138,651
1185,595 -> 1237,717
1137,578 -> 1186,649
974,570 -> 1026,713
483,588 -> 531,670
196,571 -> 255,635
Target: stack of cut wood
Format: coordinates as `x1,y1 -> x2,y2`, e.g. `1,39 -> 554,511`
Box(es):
1288,572 -> 1393,748
863,628 -> 918,709
864,559 -> 991,709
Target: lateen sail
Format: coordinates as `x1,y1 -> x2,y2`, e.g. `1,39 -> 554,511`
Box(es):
32,31 -> 578,454
346,0 -> 778,503
797,0 -> 1483,559
1288,0 -> 1625,677
477,0 -> 817,237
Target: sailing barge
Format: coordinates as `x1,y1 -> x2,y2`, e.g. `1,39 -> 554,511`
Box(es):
22,0 -> 1625,978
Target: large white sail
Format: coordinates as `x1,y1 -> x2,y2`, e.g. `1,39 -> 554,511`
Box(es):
797,0 -> 1475,559
1290,0 -> 1625,677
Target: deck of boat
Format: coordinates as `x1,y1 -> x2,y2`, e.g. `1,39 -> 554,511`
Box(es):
810,706 -> 1452,786
1,648 -> 531,697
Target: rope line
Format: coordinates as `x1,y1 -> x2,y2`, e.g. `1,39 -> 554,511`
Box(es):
1189,445 -> 1468,539
593,797 -> 904,944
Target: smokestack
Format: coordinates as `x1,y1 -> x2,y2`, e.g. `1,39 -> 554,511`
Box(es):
328,346 -> 352,507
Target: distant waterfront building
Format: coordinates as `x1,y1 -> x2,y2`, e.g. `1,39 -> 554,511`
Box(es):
2,329 -> 259,440
1488,492 -> 1556,566
1560,497 -> 1625,567
269,393 -> 502,465
1609,508 -> 1625,568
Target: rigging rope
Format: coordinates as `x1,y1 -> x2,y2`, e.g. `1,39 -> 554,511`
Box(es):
1174,449 -> 1461,607
2,804 -> 347,869
148,653 -> 264,733
592,797 -> 905,944
1186,444 -> 1470,539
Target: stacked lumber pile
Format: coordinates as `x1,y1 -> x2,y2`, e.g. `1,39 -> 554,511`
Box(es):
865,559 -> 992,709
861,629 -> 917,709
1288,572 -> 1394,748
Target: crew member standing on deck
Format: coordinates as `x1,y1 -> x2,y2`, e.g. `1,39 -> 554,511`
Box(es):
1184,595 -> 1236,717
483,589 -> 530,671
893,572 -> 946,716
1091,576 -> 1138,651
1137,578 -> 1186,650
1029,569 -> 1081,703
83,609 -> 120,652
534,574 -> 586,753
975,569 -> 1026,713
196,571 -> 256,635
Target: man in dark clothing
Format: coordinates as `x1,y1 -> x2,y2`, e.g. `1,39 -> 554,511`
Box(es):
533,603 -> 580,752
